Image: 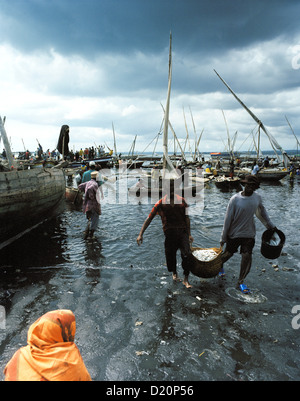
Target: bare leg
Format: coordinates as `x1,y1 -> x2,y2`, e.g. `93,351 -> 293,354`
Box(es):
183,275 -> 192,289
84,218 -> 91,239
238,253 -> 252,286
172,272 -> 181,282
221,250 -> 233,264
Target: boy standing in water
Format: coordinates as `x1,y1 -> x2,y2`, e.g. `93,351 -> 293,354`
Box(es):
137,179 -> 194,288
220,175 -> 276,293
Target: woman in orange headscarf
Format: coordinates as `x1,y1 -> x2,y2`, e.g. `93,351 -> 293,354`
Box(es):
4,310 -> 92,381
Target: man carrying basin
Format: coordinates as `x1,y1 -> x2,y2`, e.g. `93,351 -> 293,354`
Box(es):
220,175 -> 277,294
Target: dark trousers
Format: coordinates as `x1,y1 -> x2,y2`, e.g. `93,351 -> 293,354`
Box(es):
164,229 -> 191,277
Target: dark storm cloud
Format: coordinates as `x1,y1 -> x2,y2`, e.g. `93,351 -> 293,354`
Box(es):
1,0 -> 300,57
1,0 -> 300,152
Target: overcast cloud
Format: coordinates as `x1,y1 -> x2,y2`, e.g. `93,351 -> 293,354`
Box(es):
0,0 -> 300,154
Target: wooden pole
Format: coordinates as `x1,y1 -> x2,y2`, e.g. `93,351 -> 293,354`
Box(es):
0,116 -> 16,169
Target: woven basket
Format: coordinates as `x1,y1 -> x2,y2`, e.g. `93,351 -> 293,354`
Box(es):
190,247 -> 223,278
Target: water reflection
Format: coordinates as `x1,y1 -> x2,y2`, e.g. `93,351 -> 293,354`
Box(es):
84,237 -> 105,267
0,216 -> 68,268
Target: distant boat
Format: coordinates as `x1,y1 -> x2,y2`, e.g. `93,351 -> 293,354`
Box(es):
238,168 -> 288,182
257,169 -> 288,182
210,151 -> 240,159
214,175 -> 241,190
69,156 -> 113,169
128,182 -> 201,198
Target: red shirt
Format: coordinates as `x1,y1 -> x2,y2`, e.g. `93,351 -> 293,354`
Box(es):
148,195 -> 189,232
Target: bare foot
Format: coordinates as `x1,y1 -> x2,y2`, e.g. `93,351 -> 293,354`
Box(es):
172,273 -> 181,282
183,278 -> 193,289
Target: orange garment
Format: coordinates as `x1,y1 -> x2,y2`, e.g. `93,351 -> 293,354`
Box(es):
4,310 -> 92,381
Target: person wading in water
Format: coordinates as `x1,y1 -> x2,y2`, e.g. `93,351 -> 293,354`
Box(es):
137,179 -> 194,288
220,174 -> 276,294
78,170 -> 102,239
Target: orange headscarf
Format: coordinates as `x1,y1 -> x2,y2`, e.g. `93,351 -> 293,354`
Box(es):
4,310 -> 92,381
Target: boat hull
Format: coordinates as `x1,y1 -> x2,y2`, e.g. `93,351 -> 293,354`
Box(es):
257,171 -> 288,181
0,168 -> 66,246
214,177 -> 241,189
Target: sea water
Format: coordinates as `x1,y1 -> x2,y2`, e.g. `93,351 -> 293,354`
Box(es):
0,173 -> 299,381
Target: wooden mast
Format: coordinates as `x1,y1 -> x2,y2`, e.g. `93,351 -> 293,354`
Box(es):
0,116 -> 16,169
112,122 -> 118,157
162,32 -> 176,176
214,69 -> 289,167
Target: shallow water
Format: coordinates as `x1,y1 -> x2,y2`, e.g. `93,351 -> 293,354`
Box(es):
0,174 -> 299,381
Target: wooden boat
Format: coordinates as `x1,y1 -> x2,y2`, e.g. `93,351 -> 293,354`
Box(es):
114,159 -> 144,169
0,168 -> 66,248
31,159 -> 56,168
238,168 -> 288,182
214,175 -> 241,189
128,183 -> 202,199
257,169 -> 288,182
214,70 -> 290,170
69,156 -> 112,169
0,116 -> 66,248
127,34 -> 200,198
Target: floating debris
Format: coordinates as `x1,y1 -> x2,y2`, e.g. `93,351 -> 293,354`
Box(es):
136,351 -> 148,356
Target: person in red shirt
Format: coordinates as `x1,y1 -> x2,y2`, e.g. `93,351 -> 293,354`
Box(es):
137,179 -> 194,288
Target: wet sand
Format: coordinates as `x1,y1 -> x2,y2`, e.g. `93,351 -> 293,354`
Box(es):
0,177 -> 299,381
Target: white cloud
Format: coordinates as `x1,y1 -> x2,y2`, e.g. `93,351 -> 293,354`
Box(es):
0,30 -> 300,156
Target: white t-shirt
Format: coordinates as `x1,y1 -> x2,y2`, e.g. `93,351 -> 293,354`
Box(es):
221,191 -> 275,242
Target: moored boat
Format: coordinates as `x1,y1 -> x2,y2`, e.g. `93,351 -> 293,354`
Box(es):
214,175 -> 241,189
238,168 -> 288,182
0,168 -> 66,248
0,116 -> 66,248
257,169 -> 288,182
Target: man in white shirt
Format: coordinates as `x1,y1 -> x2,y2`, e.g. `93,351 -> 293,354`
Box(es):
220,175 -> 276,293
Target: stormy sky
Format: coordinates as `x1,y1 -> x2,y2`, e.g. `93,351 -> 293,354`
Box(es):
0,0 -> 300,154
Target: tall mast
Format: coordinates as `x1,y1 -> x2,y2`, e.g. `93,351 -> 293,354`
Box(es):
214,69 -> 289,167
286,115 -> 300,156
112,122 -> 117,157
162,32 -> 176,175
0,116 -> 16,169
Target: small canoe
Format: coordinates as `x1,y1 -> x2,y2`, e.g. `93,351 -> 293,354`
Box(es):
214,176 -> 241,189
